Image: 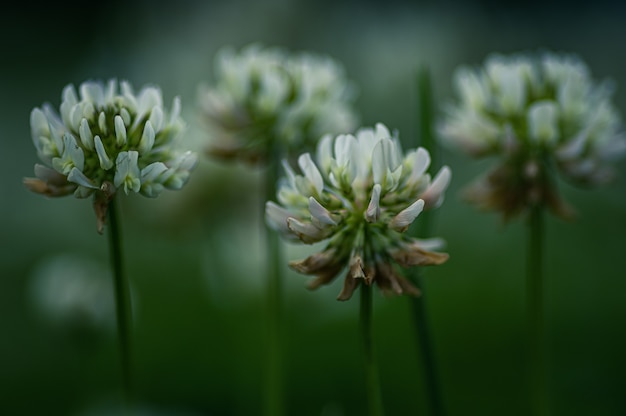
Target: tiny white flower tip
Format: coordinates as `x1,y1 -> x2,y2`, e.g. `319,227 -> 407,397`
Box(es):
413,147 -> 431,176
62,84 -> 78,105
414,237 -> 447,251
308,197 -> 337,226
170,96 -> 181,124
69,105 -> 83,132
30,108 -> 49,138
114,151 -> 141,194
119,108 -> 131,127
265,201 -> 295,234
178,151 -> 198,170
94,135 -> 113,170
149,106 -> 163,132
98,112 -> 107,135
80,82 -> 104,105
375,123 -> 391,140
141,162 -> 168,182
298,153 -> 324,194
114,115 -> 127,146
422,166 -> 451,208
287,217 -> 326,242
79,118 -> 94,150
82,102 -> 96,120
390,199 -> 425,232
67,167 -> 97,189
138,121 -> 155,154
365,183 -> 381,223
63,133 -> 85,171
528,100 -> 559,143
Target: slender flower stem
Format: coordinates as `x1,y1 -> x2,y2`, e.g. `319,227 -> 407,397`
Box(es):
360,283 -> 385,416
264,147 -> 284,416
408,65 -> 446,416
107,197 -> 133,409
528,205 -> 549,415
409,271 -> 444,416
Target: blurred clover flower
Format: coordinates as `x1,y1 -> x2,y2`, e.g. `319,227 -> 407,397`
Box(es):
439,51 -> 626,220
29,254 -> 115,333
24,79 -> 198,232
266,123 -> 451,300
198,43 -> 359,163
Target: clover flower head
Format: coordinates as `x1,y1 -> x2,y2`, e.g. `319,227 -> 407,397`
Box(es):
439,51 -> 626,219
199,43 -> 359,163
24,79 -> 198,232
265,123 -> 451,300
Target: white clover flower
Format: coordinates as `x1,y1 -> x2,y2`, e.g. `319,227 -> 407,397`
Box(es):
265,123 -> 450,301
439,51 -> 626,219
24,79 -> 198,231
198,43 -> 359,163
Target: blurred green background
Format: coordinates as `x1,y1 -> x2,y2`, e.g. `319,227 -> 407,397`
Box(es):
2,1 -> 626,415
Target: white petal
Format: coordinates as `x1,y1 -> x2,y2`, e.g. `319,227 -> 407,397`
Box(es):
372,138 -> 397,185
30,108 -> 49,140
421,166 -> 451,209
67,167 -> 98,189
80,81 -> 104,106
104,79 -> 117,103
94,135 -> 113,170
149,106 -> 163,132
82,102 -> 96,120
141,162 -> 168,182
79,118 -> 94,150
298,153 -> 323,194
409,147 -> 430,182
287,217 -> 327,243
527,100 -> 559,143
316,133 -> 333,176
375,123 -> 391,140
114,151 -> 141,194
120,108 -> 132,126
365,183 -> 381,223
64,133 -> 84,171
68,105 -> 83,132
175,151 -> 198,171
265,201 -> 297,237
114,115 -> 127,146
170,96 -> 181,124
98,112 -> 108,135
413,237 -> 447,251
138,121 -> 155,154
334,134 -> 355,166
309,197 -> 337,226
62,84 -> 78,106
390,199 -> 425,232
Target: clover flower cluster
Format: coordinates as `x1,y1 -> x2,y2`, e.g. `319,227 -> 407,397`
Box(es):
24,79 -> 197,232
26,79 -> 197,200
439,51 -> 626,219
266,123 -> 451,300
199,43 -> 358,162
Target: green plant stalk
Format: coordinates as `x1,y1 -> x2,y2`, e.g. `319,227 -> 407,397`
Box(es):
360,283 -> 385,416
107,197 -> 133,409
264,147 -> 285,416
407,66 -> 446,416
528,205 -> 549,415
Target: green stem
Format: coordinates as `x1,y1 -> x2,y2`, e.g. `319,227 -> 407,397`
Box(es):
107,197 -> 133,410
265,149 -> 284,416
360,284 -> 385,416
408,65 -> 446,416
409,272 -> 445,416
528,205 -> 549,415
